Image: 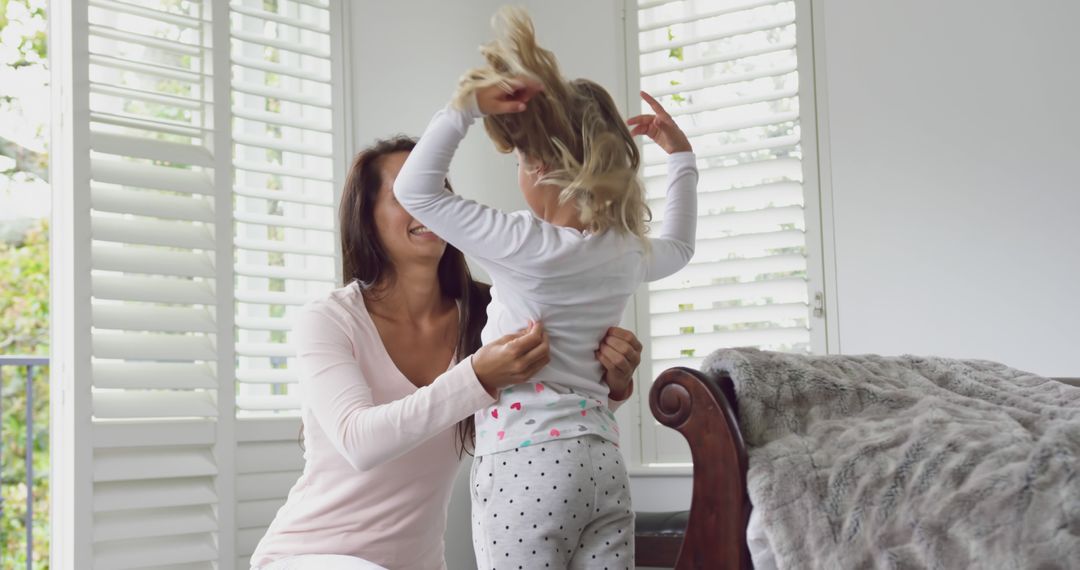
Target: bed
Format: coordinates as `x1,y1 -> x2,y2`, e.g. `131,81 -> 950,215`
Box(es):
640,349 -> 1080,569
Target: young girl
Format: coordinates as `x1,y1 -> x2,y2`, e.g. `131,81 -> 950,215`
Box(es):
394,7 -> 697,569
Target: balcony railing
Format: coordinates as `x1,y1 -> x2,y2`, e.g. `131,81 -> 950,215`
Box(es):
1,355 -> 49,570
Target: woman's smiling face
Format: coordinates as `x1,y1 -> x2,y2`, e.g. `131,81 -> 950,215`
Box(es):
372,151 -> 447,267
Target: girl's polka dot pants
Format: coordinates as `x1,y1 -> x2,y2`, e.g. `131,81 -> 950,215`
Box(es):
470,435 -> 633,570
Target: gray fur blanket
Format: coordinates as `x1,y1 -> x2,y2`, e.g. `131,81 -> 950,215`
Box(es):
702,348 -> 1080,570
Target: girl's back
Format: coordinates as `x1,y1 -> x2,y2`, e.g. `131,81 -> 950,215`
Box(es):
392,6 -> 698,453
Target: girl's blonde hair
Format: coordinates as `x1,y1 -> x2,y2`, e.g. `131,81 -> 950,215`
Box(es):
454,6 -> 650,241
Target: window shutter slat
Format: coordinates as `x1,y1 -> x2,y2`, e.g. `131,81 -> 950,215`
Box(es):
91,216 -> 216,249
90,110 -> 208,137
639,0 -> 682,10
235,369 -> 297,384
87,0 -> 204,26
90,132 -> 215,167
233,184 -> 334,205
231,29 -> 330,59
93,363 -> 217,390
284,0 -> 330,9
94,419 -> 217,448
649,277 -> 808,310
235,263 -> 336,281
652,326 -> 809,358
90,158 -> 213,195
644,133 -> 800,166
231,53 -> 332,83
640,16 -> 796,53
88,24 -> 206,56
235,343 -> 295,358
91,82 -> 204,109
234,317 -> 295,332
234,236 -> 335,256
234,291 -> 311,306
93,245 -> 216,277
234,132 -> 332,157
92,332 -> 217,362
93,534 -> 217,570
93,391 -> 220,419
648,63 -> 797,98
641,39 -> 796,76
667,86 -> 797,117
640,0 -> 778,31
92,187 -> 215,221
94,505 -> 218,542
92,304 -> 217,333
93,448 -> 218,482
234,211 -> 334,231
231,80 -> 331,107
231,105 -> 333,132
92,275 -> 216,305
235,395 -> 302,412
650,302 -> 808,335
228,3 -> 329,33
649,254 -> 805,288
232,158 -> 333,181
94,478 -> 218,513
88,52 -> 204,83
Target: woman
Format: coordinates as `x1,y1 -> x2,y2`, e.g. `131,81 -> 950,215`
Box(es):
249,137 -> 644,570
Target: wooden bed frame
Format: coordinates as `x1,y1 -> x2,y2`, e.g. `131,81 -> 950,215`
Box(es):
637,367 -> 1080,570
642,366 -> 751,570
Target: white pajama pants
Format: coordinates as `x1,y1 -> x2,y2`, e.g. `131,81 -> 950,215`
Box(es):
470,435 -> 634,570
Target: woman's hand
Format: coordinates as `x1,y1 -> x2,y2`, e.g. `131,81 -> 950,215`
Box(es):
626,91 -> 692,154
596,327 -> 643,401
475,76 -> 543,115
472,321 -> 550,396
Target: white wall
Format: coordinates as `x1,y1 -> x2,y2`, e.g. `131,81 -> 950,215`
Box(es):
818,0 -> 1080,376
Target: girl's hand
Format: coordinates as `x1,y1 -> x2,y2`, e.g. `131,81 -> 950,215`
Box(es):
475,76 -> 544,115
472,321 -> 550,395
626,91 -> 692,154
596,326 -> 643,402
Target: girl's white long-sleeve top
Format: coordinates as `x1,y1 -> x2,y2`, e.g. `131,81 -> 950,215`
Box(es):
394,96 -> 698,454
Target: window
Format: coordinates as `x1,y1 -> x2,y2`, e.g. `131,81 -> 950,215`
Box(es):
50,0 -> 347,566
232,0 -> 339,418
630,0 -> 826,465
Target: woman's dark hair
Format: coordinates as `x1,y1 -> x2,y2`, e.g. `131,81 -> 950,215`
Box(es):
334,135 -> 488,457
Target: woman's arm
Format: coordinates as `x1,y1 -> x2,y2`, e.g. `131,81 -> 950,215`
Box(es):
393,91 -> 539,262
296,302 -> 548,471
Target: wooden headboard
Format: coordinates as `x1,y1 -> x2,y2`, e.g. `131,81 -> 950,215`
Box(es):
649,367 -> 751,570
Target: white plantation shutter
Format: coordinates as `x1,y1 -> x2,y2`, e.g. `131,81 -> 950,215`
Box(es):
79,1 -> 225,566
630,0 -> 825,464
231,0 -> 338,417
51,0 -> 346,567
229,0 -> 343,566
